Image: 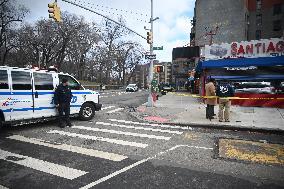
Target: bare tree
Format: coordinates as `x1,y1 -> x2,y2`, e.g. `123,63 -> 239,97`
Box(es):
0,0 -> 28,65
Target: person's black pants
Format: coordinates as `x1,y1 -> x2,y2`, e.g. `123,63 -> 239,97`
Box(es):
58,103 -> 71,127
206,104 -> 215,119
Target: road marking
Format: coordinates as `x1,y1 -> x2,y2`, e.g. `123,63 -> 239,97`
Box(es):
99,96 -> 108,98
7,135 -> 127,162
73,126 -> 171,140
0,149 -> 87,180
109,119 -> 192,130
79,144 -> 212,189
47,130 -> 148,148
106,108 -> 124,113
0,185 -> 9,189
101,106 -> 115,110
96,122 -> 183,135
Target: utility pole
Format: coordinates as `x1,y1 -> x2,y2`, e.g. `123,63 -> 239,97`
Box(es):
147,0 -> 159,107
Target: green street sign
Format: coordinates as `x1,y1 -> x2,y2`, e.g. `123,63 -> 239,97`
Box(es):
153,46 -> 163,50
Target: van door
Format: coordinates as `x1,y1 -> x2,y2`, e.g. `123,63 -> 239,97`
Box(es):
33,72 -> 56,119
10,70 -> 33,121
0,69 -> 11,122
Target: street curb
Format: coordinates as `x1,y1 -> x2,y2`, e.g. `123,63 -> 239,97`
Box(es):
129,111 -> 284,135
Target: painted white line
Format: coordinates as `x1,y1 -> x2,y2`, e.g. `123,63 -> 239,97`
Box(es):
79,144 -> 212,189
0,185 -> 9,189
73,126 -> 171,140
99,96 -> 108,98
7,135 -> 127,162
109,119 -> 192,130
106,108 -> 124,114
47,130 -> 148,148
101,106 -> 115,110
0,149 -> 87,180
96,122 -> 183,135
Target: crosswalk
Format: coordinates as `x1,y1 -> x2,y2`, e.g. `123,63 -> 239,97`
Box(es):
0,119 -> 188,188
100,105 -> 124,114
100,91 -> 139,98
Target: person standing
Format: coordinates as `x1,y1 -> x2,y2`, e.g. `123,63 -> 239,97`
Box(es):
216,80 -> 235,122
205,78 -> 217,120
54,78 -> 73,128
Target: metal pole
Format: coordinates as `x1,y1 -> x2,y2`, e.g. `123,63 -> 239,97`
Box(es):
147,0 -> 154,107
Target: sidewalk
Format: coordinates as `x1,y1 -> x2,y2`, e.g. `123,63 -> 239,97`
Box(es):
131,92 -> 284,132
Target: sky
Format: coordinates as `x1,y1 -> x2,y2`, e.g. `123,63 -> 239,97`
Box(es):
15,0 -> 195,62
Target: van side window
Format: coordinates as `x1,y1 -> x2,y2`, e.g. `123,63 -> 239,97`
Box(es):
34,73 -> 54,90
0,70 -> 9,89
58,75 -> 83,90
11,71 -> 32,90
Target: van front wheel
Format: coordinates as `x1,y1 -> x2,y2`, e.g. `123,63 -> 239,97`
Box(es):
79,103 -> 95,121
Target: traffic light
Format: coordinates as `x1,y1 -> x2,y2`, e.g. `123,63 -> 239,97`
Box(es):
48,2 -> 61,22
147,31 -> 152,44
155,65 -> 164,73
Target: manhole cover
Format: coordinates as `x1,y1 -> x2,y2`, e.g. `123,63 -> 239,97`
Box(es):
218,138 -> 284,165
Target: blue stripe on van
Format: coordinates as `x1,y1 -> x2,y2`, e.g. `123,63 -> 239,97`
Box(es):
1,105 -> 81,113
0,91 -> 92,95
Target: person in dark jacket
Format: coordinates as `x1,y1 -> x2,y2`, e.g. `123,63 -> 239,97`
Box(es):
54,78 -> 73,128
216,80 -> 235,122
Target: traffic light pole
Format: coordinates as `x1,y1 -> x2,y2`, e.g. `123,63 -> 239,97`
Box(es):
147,0 -> 154,107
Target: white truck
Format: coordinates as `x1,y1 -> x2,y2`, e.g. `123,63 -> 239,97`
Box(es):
0,66 -> 102,128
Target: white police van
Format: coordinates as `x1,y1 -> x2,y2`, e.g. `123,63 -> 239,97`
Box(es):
0,66 -> 102,128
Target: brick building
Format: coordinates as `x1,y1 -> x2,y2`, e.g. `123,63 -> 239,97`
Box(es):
191,0 -> 284,46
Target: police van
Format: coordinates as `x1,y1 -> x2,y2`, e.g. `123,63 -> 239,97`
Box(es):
0,66 -> 102,128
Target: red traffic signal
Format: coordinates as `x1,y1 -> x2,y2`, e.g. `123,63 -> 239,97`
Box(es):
156,65 -> 164,73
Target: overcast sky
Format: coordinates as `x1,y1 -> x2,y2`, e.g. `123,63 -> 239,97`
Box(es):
15,0 -> 194,62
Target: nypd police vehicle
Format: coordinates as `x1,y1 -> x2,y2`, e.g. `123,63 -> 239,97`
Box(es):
0,66 -> 102,128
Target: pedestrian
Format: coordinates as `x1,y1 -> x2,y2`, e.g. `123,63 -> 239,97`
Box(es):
54,78 -> 73,128
205,78 -> 217,120
99,84 -> 103,91
216,80 -> 235,122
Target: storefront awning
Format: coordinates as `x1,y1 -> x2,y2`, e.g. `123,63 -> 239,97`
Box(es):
200,56 -> 284,68
210,75 -> 284,81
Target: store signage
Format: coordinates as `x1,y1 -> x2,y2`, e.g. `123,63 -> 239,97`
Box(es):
205,38 -> 284,60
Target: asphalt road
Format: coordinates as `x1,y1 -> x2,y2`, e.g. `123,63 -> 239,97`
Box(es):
0,90 -> 284,189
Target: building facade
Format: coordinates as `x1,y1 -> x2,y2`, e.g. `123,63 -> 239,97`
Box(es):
191,0 -> 284,46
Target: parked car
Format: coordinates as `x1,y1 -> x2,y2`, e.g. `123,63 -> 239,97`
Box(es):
126,84 -> 138,92
235,82 -> 275,94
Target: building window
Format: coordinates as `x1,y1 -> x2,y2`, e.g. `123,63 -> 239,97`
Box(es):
11,71 -> 32,90
273,4 -> 282,15
34,73 -> 54,90
273,20 -> 282,31
256,14 -> 262,26
256,0 -> 262,10
0,70 -> 9,89
256,30 -> 261,40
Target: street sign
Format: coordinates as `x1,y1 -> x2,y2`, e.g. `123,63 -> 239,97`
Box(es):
153,46 -> 163,50
145,54 -> 156,59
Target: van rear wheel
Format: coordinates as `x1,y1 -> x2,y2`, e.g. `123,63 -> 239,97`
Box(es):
79,103 -> 95,121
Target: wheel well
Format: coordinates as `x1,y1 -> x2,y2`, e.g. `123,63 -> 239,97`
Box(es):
84,101 -> 96,108
0,110 -> 5,122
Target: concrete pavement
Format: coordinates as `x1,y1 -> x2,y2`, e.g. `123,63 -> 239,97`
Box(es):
132,92 -> 284,132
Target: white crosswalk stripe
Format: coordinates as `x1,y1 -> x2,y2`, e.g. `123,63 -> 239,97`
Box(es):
0,149 -> 87,180
7,135 -> 127,162
96,122 -> 183,135
109,119 -> 193,130
106,108 -> 124,113
47,130 -> 148,148
72,126 -> 171,140
101,105 -> 116,110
